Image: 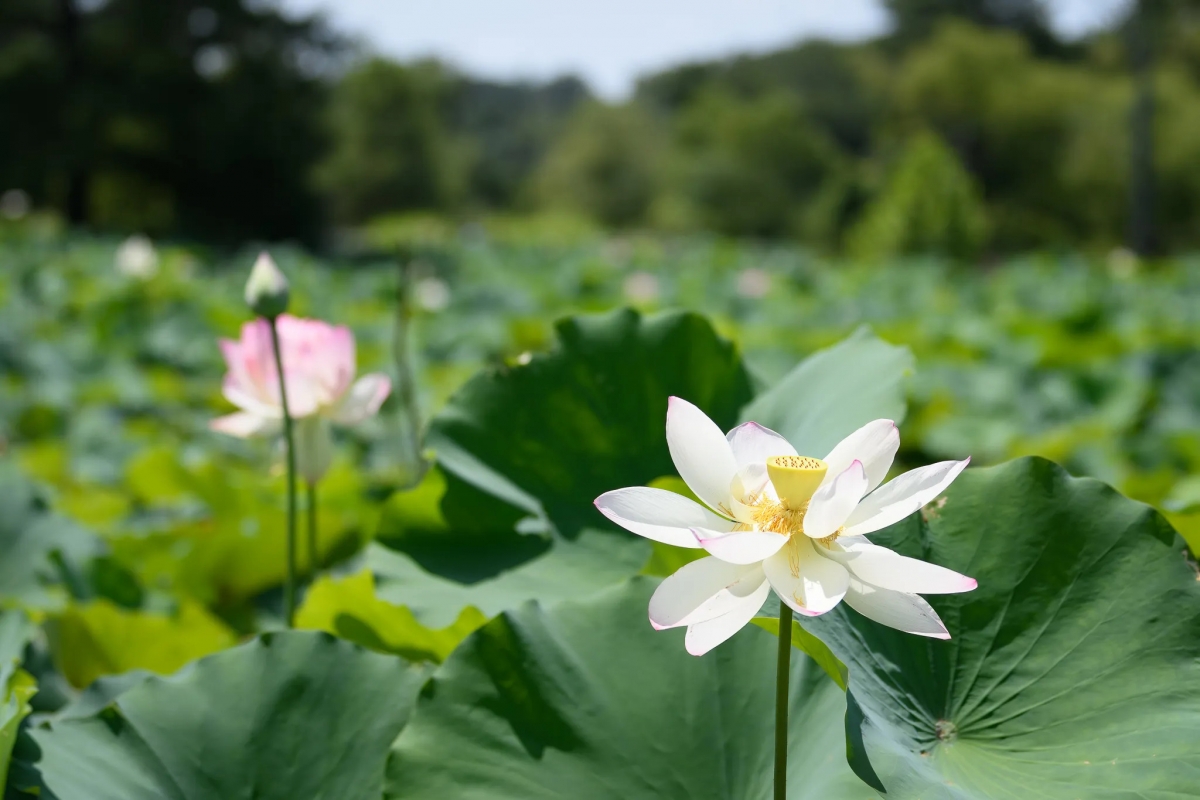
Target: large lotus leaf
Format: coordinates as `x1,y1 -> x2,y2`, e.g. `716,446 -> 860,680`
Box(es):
425,308 -> 754,533
296,569 -> 487,662
802,457 -> 1200,798
369,530 -> 649,629
375,465 -> 551,579
373,464 -> 651,628
0,465 -> 102,609
31,631 -> 430,800
384,578 -> 875,799
46,600 -> 236,688
740,326 -> 913,458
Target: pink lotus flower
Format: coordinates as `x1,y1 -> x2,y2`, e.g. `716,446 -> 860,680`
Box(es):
211,315 -> 391,483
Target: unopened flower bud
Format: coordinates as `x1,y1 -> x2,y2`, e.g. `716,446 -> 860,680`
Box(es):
244,252 -> 290,318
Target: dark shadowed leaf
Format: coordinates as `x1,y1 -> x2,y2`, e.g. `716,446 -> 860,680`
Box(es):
425,308 -> 755,534
31,632 -> 430,800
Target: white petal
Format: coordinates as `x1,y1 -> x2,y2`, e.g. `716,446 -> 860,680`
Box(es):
333,373 -> 392,425
829,537 -> 977,595
692,528 -> 788,565
843,578 -> 950,639
725,421 -> 797,471
666,397 -> 739,516
595,487 -> 735,547
648,558 -> 766,629
728,464 -> 771,523
844,459 -> 970,536
209,412 -> 279,438
221,381 -> 282,420
822,419 -> 899,493
684,579 -> 772,656
763,537 -> 850,616
803,461 -> 867,538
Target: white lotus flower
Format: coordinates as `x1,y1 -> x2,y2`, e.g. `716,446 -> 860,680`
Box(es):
595,397 -> 975,656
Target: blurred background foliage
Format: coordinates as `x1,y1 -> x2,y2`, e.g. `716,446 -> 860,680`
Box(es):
5,0 -> 1200,258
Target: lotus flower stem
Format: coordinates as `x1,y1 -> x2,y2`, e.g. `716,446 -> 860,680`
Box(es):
267,318 -> 298,627
306,480 -> 318,578
774,604 -> 793,800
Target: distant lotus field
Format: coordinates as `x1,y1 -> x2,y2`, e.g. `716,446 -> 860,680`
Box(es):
1,221 -> 1198,798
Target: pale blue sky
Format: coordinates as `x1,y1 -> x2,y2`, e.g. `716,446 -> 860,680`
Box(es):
281,0 -> 1132,98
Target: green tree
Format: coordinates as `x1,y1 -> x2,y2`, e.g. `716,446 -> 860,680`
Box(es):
667,90 -> 846,238
891,22 -> 1107,248
0,0 -> 341,242
532,102 -> 662,228
444,75 -> 590,209
884,0 -> 1065,55
848,130 -> 989,261
317,59 -> 455,224
636,40 -> 886,156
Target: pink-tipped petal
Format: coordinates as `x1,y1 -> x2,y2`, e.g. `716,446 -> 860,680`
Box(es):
221,377 -> 281,419
328,324 -> 357,399
334,373 -> 391,425
762,537 -> 850,616
725,421 -> 797,471
595,487 -> 735,547
241,317 -> 277,397
803,460 -> 867,539
844,458 -> 970,536
225,316 -> 323,418
683,579 -> 772,655
692,527 -> 788,565
843,578 -> 951,639
648,558 -> 765,629
666,397 -> 739,518
823,419 -> 900,493
828,537 -> 976,594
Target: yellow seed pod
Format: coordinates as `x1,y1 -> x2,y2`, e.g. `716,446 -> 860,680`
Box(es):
767,455 -> 828,506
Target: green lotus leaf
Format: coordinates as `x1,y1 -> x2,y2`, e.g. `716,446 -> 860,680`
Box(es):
741,326 -> 913,458
424,307 -> 755,534
296,569 -> 488,662
384,578 -> 875,799
373,459 -> 651,628
0,611 -> 37,791
0,464 -> 102,610
803,457 -> 1200,798
368,531 -> 650,630
46,600 -> 237,688
31,632 -> 430,800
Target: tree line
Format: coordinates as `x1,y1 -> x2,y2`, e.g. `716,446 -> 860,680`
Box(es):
3,0 -> 1198,257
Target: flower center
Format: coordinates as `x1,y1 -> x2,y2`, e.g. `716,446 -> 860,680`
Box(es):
766,455 -> 827,506
726,455 -> 833,541
751,499 -> 807,536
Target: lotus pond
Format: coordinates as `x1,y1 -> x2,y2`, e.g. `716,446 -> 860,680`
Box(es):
1,226 -> 1198,798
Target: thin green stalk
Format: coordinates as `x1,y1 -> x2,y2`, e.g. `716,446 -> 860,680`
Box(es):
267,318 -> 297,628
775,604 -> 793,800
306,480 -> 318,579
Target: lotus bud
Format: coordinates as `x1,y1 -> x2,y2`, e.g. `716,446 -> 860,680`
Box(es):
244,251 -> 290,319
